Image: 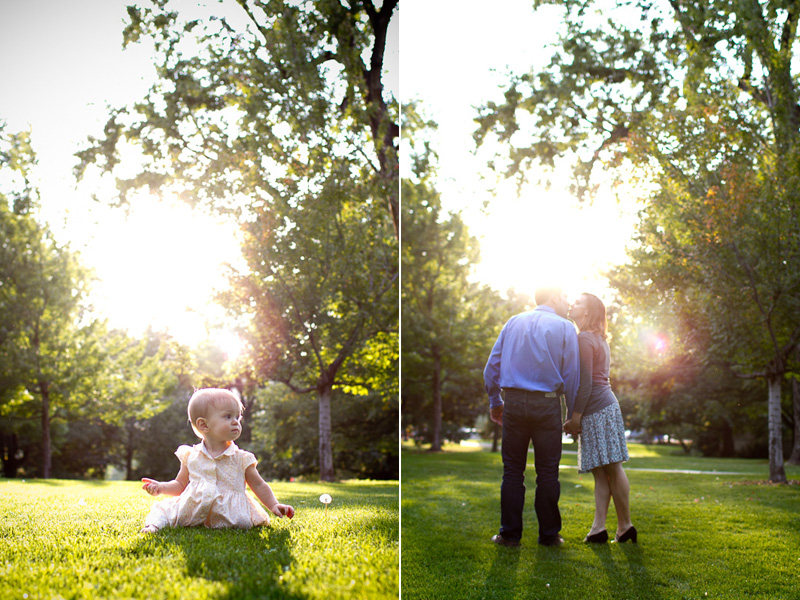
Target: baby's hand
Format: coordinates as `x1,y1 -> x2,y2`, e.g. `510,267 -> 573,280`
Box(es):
141,478 -> 161,496
272,504 -> 295,519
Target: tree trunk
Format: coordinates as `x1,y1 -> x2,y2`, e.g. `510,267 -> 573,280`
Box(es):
125,423 -> 134,480
1,434 -> 20,477
767,375 -> 787,483
720,420 -> 735,457
318,385 -> 334,482
41,382 -> 51,479
360,0 -> 399,237
789,371 -> 800,465
430,349 -> 442,452
491,422 -> 500,453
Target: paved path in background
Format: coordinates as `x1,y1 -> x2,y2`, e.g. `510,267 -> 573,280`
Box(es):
558,465 -> 753,475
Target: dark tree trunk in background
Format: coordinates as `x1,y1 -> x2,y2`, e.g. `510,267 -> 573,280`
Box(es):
125,423 -> 135,480
789,358 -> 800,464
491,422 -> 500,453
767,375 -> 787,483
720,421 -> 735,457
1,434 -> 21,477
319,384 -> 334,482
430,349 -> 442,452
41,382 -> 51,479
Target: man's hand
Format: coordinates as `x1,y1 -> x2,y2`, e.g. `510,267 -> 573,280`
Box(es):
490,405 -> 503,426
563,415 -> 582,436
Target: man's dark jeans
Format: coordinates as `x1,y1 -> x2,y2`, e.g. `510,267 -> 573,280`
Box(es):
499,389 -> 563,544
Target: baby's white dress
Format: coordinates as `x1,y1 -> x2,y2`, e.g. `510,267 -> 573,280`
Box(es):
144,442 -> 270,529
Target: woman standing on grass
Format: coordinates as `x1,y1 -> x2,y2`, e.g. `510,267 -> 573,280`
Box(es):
563,293 -> 637,544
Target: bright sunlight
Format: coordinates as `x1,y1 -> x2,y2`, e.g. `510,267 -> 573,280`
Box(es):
75,193 -> 245,350
472,181 -> 640,301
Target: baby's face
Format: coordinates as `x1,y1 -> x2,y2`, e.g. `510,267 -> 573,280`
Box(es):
204,401 -> 243,443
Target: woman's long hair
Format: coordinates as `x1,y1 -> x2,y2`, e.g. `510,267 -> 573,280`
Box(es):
581,293 -> 608,339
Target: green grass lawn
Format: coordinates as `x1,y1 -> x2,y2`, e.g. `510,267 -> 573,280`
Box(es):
401,442 -> 800,600
0,478 -> 398,600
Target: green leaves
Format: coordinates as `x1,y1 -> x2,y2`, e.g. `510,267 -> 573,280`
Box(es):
400,172 -> 533,447
80,0 -> 398,227
228,169 -> 397,395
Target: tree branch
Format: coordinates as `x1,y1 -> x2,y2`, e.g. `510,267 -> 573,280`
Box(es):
274,375 -> 315,394
234,0 -> 271,45
780,3 -> 798,56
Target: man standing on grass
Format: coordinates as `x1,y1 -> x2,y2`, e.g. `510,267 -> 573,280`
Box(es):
484,286 -> 579,547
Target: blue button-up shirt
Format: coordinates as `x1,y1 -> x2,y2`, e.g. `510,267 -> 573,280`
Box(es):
484,305 -> 580,413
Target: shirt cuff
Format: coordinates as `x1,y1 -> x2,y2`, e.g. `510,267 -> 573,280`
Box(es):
489,395 -> 504,409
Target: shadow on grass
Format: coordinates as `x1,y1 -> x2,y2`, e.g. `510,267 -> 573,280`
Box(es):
586,542 -> 669,599
128,525 -> 307,600
481,546 -> 521,598
479,542 -> 670,600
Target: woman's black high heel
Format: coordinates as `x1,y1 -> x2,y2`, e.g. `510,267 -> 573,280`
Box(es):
584,530 -> 608,544
613,526 -> 637,544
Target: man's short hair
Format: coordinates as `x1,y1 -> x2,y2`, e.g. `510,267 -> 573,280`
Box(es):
534,286 -> 565,306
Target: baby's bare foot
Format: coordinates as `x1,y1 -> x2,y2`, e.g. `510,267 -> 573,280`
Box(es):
140,524 -> 159,534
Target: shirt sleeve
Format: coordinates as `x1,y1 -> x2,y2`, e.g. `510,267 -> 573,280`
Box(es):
573,334 -> 594,415
174,445 -> 193,464
240,450 -> 258,471
484,325 -> 506,409
562,326 -> 580,416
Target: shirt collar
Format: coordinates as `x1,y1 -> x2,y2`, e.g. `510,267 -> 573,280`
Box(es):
196,441 -> 238,459
534,305 -> 557,315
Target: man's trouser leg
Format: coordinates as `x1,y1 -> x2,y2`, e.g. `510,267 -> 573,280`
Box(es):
499,391 -> 532,542
531,397 -> 563,542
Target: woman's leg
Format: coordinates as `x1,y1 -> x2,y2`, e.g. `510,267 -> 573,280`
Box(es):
603,462 -> 632,534
589,467 -> 611,534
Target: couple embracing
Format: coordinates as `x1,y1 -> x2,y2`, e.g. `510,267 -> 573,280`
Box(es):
484,286 -> 637,547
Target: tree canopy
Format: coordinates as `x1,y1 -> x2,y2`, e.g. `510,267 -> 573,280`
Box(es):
77,0 -> 399,232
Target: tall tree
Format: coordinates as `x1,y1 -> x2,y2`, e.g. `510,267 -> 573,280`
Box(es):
75,0 -> 400,483
401,107 -> 535,450
606,282 -> 766,456
476,0 -> 800,482
94,329 -> 177,479
401,176 -> 530,450
401,178 -> 478,451
222,169 -> 397,480
0,130 -> 98,478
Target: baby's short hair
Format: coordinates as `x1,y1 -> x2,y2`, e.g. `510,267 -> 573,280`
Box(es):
187,388 -> 244,436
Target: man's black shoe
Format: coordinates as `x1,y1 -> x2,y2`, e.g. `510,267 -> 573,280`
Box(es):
538,535 -> 565,547
491,534 -> 520,547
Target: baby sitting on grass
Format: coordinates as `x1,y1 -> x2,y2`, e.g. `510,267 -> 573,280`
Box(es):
141,388 -> 294,533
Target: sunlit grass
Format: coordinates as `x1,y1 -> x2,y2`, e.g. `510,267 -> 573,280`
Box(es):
627,443 -> 674,458
0,478 -> 398,600
401,446 -> 800,599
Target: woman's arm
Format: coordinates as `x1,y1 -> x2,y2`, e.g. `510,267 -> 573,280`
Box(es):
573,334 -> 595,416
245,464 -> 295,518
141,462 -> 189,497
564,334 -> 594,434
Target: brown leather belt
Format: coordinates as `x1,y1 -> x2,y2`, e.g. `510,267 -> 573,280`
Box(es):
504,388 -> 558,398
